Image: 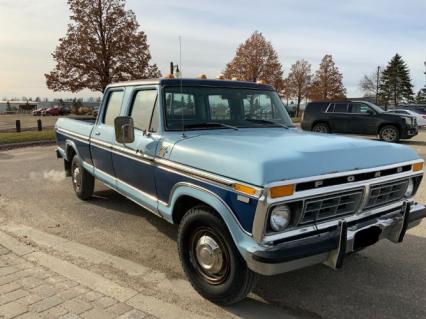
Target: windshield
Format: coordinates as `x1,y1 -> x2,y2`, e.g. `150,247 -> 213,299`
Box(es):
163,86 -> 293,130
363,101 -> 385,113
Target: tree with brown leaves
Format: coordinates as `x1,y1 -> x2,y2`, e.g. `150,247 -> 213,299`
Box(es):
309,55 -> 346,101
46,0 -> 161,93
287,59 -> 312,116
223,31 -> 283,90
279,78 -> 293,105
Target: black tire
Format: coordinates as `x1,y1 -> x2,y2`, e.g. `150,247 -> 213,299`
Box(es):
177,206 -> 257,305
312,122 -> 331,133
379,125 -> 400,142
71,155 -> 94,200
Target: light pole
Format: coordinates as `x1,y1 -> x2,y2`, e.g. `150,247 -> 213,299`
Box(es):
424,61 -> 426,86
376,66 -> 380,105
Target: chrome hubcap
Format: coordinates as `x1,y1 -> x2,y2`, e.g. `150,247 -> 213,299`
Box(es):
382,128 -> 396,141
195,235 -> 224,275
73,167 -> 81,191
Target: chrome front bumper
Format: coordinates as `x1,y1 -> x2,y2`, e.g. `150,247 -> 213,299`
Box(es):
246,202 -> 426,276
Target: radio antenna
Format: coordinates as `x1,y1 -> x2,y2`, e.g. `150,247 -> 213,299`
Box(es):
179,36 -> 186,138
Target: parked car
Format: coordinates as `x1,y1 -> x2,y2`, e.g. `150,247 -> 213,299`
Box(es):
59,106 -> 71,116
92,107 -> 100,118
55,79 -> 426,305
32,108 -> 45,116
42,106 -> 61,116
400,104 -> 426,113
301,100 -> 418,142
387,108 -> 426,127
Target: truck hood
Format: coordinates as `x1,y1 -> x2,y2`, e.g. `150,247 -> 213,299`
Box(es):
167,128 -> 420,186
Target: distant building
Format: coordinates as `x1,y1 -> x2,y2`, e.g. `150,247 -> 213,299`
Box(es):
0,100 -> 100,114
0,101 -> 37,113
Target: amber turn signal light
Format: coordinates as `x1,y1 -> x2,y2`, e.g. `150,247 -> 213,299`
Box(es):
233,183 -> 257,196
270,184 -> 295,198
412,162 -> 424,172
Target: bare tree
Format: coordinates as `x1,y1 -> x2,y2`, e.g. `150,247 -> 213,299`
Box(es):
287,59 -> 312,117
45,0 -> 161,93
224,31 -> 284,90
309,55 -> 346,101
359,67 -> 384,102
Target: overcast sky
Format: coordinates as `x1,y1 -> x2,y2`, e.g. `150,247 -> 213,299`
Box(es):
0,0 -> 425,100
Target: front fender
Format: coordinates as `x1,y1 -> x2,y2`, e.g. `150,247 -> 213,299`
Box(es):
158,182 -> 262,260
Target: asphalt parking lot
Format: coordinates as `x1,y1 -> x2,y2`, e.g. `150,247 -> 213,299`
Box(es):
0,131 -> 425,318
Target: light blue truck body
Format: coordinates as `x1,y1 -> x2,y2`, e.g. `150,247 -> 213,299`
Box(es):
55,78 -> 426,276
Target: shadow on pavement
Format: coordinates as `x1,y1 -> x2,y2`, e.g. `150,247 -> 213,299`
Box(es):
89,188 -> 178,241
89,187 -> 425,319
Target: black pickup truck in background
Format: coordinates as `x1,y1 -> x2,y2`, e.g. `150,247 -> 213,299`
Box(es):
301,100 -> 418,142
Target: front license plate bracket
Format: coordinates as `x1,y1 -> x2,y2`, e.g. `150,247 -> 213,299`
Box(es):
353,226 -> 382,251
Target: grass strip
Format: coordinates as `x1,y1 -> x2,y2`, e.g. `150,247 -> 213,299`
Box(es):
0,130 -> 55,145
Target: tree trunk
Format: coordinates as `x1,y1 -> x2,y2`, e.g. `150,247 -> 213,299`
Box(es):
296,96 -> 301,118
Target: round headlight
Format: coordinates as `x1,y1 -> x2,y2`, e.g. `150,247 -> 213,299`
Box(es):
270,205 -> 291,232
405,178 -> 414,197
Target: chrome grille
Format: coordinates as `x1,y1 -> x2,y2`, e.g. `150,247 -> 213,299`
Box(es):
299,190 -> 363,225
366,179 -> 408,208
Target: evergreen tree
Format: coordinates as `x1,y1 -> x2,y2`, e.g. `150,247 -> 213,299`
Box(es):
416,88 -> 426,104
378,54 -> 413,109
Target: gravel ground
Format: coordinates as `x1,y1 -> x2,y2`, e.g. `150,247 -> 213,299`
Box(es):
0,132 -> 425,318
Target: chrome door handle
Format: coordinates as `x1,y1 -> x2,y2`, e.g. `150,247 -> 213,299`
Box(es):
94,132 -> 100,136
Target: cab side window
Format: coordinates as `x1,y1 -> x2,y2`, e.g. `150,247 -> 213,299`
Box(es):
351,103 -> 371,114
103,91 -> 124,126
130,90 -> 158,132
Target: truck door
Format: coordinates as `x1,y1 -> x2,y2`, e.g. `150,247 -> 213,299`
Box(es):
112,87 -> 160,212
349,102 -> 378,134
91,88 -> 125,179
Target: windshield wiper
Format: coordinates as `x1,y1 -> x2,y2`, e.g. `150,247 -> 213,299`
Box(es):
244,118 -> 293,129
183,122 -> 239,130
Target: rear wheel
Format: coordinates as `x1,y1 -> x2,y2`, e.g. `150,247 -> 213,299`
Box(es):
71,155 -> 94,200
312,122 -> 330,133
379,125 -> 400,142
177,206 -> 256,305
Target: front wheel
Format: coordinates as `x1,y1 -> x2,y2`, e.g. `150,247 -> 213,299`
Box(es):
177,206 -> 256,305
312,122 -> 330,133
71,155 -> 94,200
379,125 -> 400,142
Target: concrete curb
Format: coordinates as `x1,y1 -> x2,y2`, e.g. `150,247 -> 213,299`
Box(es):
0,231 -> 35,256
26,251 -> 138,302
0,140 -> 56,151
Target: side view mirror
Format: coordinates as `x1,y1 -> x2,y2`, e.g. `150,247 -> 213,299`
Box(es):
114,116 -> 135,144
367,109 -> 375,115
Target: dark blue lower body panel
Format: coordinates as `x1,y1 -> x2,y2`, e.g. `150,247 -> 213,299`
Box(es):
155,167 -> 257,233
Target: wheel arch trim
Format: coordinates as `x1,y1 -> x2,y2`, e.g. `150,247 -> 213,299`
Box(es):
64,140 -> 81,162
158,182 -> 255,253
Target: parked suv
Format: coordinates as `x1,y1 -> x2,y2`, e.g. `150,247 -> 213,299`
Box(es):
301,101 -> 418,142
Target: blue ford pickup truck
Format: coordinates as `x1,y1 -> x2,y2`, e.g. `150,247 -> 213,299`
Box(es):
55,78 -> 426,305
